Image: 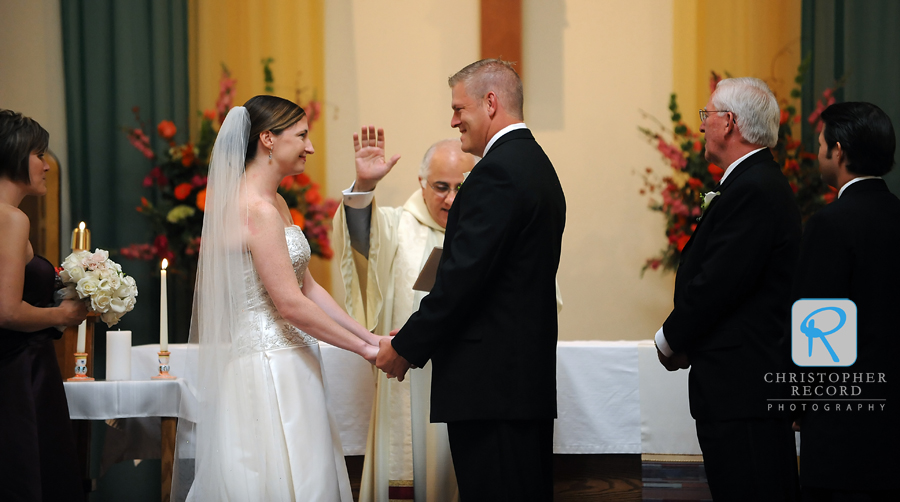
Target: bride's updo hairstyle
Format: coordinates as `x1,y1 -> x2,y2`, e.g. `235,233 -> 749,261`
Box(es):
243,95 -> 307,163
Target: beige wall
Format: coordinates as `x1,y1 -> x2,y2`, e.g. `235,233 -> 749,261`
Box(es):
325,0 -> 677,341
0,0 -> 72,240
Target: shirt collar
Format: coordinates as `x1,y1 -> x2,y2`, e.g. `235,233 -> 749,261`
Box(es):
483,122 -> 528,157
838,176 -> 881,198
718,147 -> 766,185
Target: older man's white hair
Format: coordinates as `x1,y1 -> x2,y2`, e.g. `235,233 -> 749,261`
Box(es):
419,138 -> 466,186
712,77 -> 780,148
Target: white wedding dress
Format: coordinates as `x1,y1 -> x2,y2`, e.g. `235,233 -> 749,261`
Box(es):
188,226 -> 352,501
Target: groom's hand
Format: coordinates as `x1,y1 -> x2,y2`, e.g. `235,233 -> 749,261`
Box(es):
657,347 -> 690,371
376,337 -> 411,381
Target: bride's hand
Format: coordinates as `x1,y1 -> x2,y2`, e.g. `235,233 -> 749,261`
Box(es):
362,343 -> 378,365
353,125 -> 400,191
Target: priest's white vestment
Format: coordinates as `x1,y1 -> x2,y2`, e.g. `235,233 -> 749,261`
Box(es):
333,190 -> 458,502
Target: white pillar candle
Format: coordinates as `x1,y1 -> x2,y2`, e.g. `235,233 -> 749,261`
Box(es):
160,259 -> 169,352
105,330 -> 132,380
76,320 -> 86,353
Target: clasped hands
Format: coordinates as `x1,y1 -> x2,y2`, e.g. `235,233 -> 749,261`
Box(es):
374,329 -> 414,381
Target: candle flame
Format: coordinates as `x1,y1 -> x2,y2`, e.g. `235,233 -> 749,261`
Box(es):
161,258 -> 169,270
79,221 -> 86,230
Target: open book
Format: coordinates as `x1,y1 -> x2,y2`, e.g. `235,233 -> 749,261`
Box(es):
412,246 -> 442,292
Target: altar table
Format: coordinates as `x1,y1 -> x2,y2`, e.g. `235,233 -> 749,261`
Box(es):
64,340 -> 702,499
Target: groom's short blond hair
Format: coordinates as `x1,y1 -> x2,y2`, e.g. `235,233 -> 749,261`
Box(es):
449,59 -> 524,120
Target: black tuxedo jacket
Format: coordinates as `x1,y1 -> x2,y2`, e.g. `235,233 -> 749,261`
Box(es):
792,178 -> 900,490
392,128 -> 566,423
663,148 -> 801,421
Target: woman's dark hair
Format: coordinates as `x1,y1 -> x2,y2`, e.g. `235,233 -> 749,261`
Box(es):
820,102 -> 896,176
243,95 -> 306,163
0,109 -> 49,183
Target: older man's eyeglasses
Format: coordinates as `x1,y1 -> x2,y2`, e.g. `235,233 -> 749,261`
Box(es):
428,181 -> 462,197
699,109 -> 734,123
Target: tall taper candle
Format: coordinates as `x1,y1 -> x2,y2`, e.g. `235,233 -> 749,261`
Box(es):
76,320 -> 86,353
160,258 -> 169,352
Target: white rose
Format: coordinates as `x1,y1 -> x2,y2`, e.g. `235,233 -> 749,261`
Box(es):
91,290 -> 112,312
101,311 -> 120,327
109,297 -> 127,314
65,264 -> 86,282
98,278 -> 115,293
76,276 -> 100,299
91,249 -> 109,262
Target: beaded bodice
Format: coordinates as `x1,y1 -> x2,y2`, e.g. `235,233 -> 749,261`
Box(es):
235,226 -> 318,355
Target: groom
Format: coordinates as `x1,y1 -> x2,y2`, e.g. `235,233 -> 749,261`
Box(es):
376,59 -> 566,500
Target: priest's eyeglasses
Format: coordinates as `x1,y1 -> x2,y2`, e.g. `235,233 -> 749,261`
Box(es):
428,181 -> 463,197
699,109 -> 734,123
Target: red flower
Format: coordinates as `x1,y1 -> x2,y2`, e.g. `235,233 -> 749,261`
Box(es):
305,185 -> 322,205
707,164 -> 725,182
174,182 -> 193,200
157,120 -> 177,140
181,143 -> 195,167
191,175 -> 207,187
295,173 -> 311,185
203,109 -> 217,121
675,233 -> 691,252
693,141 -> 703,153
687,177 -> 704,190
789,182 -> 798,194
780,109 -> 789,125
280,176 -> 295,190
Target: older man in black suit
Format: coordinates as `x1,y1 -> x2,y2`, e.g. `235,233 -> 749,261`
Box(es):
793,102 -> 899,501
376,59 -> 566,501
655,77 -> 801,500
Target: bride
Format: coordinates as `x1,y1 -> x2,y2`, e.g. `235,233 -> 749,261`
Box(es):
175,96 -> 380,501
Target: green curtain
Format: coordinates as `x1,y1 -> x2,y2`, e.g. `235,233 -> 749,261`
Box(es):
62,0 -> 190,347
61,1 -> 188,499
802,0 -> 900,194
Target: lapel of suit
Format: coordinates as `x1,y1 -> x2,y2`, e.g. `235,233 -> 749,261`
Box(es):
680,149 -> 774,260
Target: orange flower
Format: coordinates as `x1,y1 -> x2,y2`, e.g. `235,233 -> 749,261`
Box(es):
295,173 -> 311,185
290,208 -> 305,229
157,120 -> 177,140
181,143 -> 195,167
780,109 -> 789,125
279,176 -> 295,190
174,182 -> 193,200
196,188 -> 207,211
692,141 -> 703,153
203,109 -> 217,121
305,186 -> 322,205
687,177 -> 704,190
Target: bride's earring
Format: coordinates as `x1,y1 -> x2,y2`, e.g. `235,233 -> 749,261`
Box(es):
268,148 -> 273,163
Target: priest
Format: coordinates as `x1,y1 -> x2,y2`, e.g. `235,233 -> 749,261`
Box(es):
333,127 -> 473,502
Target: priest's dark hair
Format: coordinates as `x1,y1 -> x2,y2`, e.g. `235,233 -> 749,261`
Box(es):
0,109 -> 49,184
821,101 -> 896,176
243,95 -> 306,164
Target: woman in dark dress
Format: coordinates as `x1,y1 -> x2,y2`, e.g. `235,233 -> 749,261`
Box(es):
0,109 -> 89,501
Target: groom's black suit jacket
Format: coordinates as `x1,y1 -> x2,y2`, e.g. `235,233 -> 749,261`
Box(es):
792,178 -> 900,490
392,128 -> 566,423
663,149 -> 801,421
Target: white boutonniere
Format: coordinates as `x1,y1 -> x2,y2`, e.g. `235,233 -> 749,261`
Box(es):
701,191 -> 720,212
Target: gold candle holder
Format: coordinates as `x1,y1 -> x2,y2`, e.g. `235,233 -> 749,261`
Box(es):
71,221 -> 91,251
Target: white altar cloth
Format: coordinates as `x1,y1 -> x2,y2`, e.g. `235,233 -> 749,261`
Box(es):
66,341 -> 704,458
64,378 -> 198,422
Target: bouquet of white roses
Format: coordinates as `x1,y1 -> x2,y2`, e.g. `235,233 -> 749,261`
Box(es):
59,248 -> 138,327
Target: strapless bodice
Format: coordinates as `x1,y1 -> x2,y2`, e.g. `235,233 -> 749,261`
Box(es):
234,226 -> 318,355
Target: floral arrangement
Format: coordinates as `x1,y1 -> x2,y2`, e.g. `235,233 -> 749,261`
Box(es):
639,61 -> 838,275
120,65 -> 336,271
59,249 -> 138,327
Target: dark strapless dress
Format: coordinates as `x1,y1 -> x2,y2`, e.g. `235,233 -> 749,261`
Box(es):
0,256 -> 84,501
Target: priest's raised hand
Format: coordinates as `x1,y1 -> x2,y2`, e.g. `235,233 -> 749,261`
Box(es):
352,125 -> 401,191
